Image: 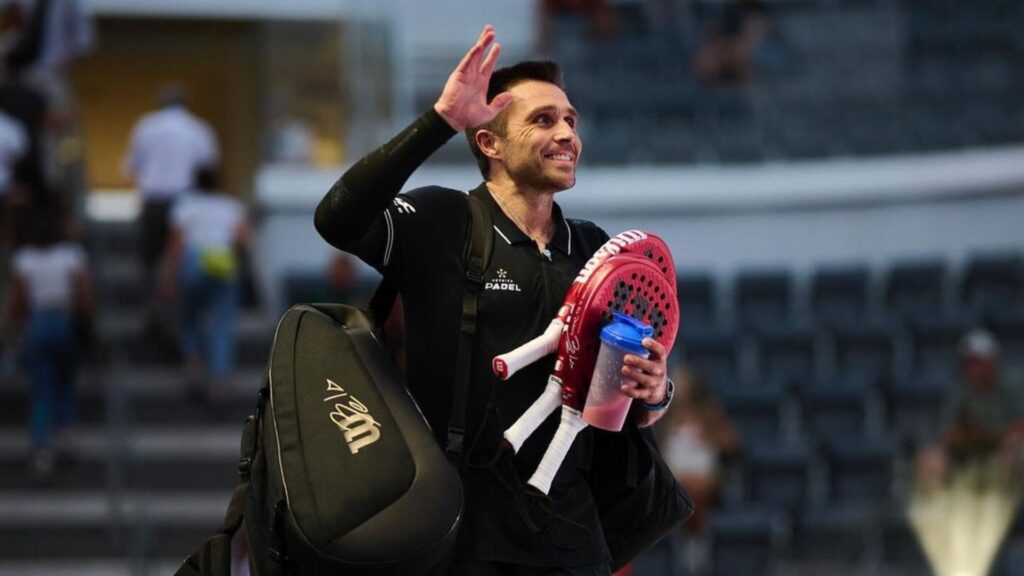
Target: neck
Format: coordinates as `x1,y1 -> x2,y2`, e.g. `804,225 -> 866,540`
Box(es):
486,180 -> 556,247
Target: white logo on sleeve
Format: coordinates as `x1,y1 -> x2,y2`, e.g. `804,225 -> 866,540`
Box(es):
485,268 -> 523,292
392,198 -> 416,214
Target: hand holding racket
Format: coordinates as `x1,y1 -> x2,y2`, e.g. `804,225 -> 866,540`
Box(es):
501,247 -> 679,494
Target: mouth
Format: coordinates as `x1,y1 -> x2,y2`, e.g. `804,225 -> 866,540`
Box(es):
544,152 -> 575,164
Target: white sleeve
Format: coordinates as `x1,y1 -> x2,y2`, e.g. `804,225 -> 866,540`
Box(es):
198,122 -> 220,167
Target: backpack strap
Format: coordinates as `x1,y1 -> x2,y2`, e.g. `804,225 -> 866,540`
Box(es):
446,194 -> 492,458
176,395 -> 262,575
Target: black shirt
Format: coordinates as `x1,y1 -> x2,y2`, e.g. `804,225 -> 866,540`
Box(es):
315,109 -> 612,566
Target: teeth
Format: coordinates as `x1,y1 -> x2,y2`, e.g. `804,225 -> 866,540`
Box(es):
548,154 -> 572,161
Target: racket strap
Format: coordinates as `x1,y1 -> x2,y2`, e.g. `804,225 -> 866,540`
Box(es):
446,193 -> 493,459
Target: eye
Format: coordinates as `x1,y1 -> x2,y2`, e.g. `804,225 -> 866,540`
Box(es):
566,116 -> 577,129
534,114 -> 553,126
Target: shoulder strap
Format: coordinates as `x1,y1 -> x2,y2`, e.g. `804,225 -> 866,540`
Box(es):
446,194 -> 492,458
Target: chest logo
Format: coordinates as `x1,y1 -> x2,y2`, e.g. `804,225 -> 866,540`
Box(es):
485,268 -> 523,292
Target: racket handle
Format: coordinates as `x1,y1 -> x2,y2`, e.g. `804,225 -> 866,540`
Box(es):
504,378 -> 562,453
527,405 -> 588,495
492,320 -> 563,379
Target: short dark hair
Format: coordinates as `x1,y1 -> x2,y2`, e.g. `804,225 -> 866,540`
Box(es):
465,60 -> 564,179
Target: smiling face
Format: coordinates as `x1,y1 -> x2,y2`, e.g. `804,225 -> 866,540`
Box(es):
484,80 -> 582,194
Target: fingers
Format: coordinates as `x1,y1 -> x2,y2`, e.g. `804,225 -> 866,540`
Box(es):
480,39 -> 502,78
456,25 -> 495,74
622,353 -> 664,378
642,337 -> 666,359
488,92 -> 514,114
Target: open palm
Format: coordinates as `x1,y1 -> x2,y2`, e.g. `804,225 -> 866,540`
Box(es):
434,25 -> 514,131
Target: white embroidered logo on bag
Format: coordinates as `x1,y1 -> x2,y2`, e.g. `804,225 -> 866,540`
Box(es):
392,197 -> 416,214
324,379 -> 381,454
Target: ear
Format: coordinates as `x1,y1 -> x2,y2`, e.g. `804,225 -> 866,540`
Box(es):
475,129 -> 502,162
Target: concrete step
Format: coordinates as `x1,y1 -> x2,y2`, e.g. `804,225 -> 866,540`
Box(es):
0,425 -> 242,491
99,313 -> 274,368
0,367 -> 263,426
0,558 -> 183,576
0,490 -> 229,559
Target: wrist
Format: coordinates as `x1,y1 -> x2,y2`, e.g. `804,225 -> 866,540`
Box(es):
641,377 -> 674,412
432,102 -> 464,132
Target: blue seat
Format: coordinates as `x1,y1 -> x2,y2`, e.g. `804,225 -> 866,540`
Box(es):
884,259 -> 949,324
832,323 -> 897,384
745,444 -> 814,511
677,271 -> 718,331
810,264 -> 872,328
799,378 -> 876,447
680,328 -> 743,386
884,377 -> 951,446
709,508 -> 780,576
719,385 -> 787,450
755,326 -> 818,387
733,269 -> 795,332
822,439 -> 896,505
908,316 -> 969,382
960,251 -> 1024,324
791,504 -> 874,565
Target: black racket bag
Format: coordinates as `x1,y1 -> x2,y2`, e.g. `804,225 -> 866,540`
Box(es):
177,303 -> 462,576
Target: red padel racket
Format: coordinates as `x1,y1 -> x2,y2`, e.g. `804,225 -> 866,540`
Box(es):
504,253 -> 679,493
493,230 -> 675,380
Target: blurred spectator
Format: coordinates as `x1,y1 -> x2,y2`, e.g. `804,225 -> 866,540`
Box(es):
538,0 -> 618,51
265,90 -> 313,165
692,0 -> 774,85
917,329 -> 1024,488
0,108 -> 25,313
659,366 -> 741,573
3,203 -> 93,484
123,83 -> 219,335
161,167 -> 250,401
0,55 -> 48,192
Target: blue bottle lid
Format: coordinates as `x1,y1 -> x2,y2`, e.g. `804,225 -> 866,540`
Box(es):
600,312 -> 654,355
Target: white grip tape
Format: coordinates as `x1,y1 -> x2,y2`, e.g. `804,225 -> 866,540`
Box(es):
492,320 -> 563,379
527,405 -> 588,495
503,378 -> 563,453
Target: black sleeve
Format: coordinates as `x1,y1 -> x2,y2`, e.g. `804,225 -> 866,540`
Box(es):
313,108 -> 457,251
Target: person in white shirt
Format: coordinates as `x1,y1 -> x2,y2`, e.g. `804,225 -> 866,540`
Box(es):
4,205 -> 94,482
123,84 -> 219,331
162,167 -> 250,400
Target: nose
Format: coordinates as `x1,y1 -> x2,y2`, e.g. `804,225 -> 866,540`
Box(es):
554,119 -> 578,146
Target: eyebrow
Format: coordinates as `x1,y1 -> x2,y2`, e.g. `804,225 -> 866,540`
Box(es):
526,104 -> 580,121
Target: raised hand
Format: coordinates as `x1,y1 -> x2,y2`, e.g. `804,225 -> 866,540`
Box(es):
434,25 -> 514,132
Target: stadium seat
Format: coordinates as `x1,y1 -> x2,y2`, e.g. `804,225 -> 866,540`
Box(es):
799,378 -> 879,447
733,269 -> 795,331
960,251 -> 1024,324
810,264 -> 872,328
719,385 -> 789,450
709,508 -> 783,576
884,259 -> 949,324
832,323 -> 898,384
884,377 -> 951,446
754,325 -> 819,387
991,312 -> 1024,374
791,504 -> 875,565
745,443 -> 816,511
680,328 -> 743,386
821,438 -> 896,505
677,271 -> 718,330
908,316 -> 970,382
